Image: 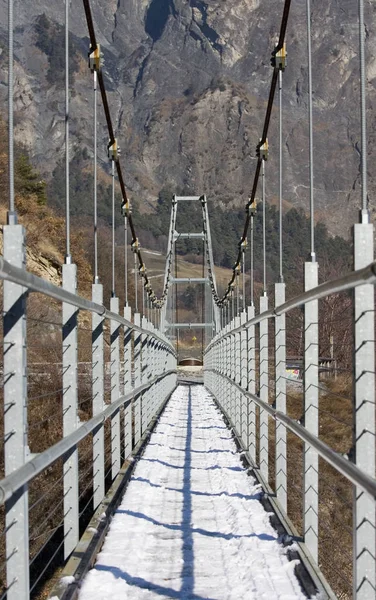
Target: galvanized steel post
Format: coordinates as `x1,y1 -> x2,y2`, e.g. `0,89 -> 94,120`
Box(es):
110,297 -> 120,480
141,317 -> 148,433
259,295 -> 269,480
62,262 -> 79,558
247,305 -> 256,464
134,313 -> 142,445
92,283 -> 104,509
234,316 -> 241,435
353,221 -> 375,599
303,261 -> 319,562
3,224 -> 29,599
123,305 -> 132,456
240,311 -> 248,447
275,282 -> 287,511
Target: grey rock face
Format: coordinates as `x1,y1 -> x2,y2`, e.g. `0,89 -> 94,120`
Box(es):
0,0 -> 375,237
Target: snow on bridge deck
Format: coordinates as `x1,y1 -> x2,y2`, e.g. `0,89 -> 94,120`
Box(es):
78,385 -> 308,600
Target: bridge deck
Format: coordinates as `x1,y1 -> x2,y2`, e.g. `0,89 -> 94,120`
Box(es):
78,385 -> 307,600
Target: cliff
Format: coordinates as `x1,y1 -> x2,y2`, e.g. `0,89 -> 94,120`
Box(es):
0,0 -> 375,237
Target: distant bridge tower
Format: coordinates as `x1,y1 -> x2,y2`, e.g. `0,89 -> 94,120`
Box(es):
160,195 -> 220,361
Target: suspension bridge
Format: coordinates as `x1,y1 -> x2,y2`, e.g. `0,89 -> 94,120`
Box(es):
0,0 -> 375,599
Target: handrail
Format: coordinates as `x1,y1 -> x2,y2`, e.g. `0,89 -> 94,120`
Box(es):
206,369 -> 376,500
0,369 -> 177,505
0,256 -> 175,352
205,261 -> 376,352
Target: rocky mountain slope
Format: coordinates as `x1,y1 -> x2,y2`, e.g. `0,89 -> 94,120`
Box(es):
0,0 -> 375,238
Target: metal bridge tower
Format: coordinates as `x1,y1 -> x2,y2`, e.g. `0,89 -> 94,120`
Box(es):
160,195 -> 220,362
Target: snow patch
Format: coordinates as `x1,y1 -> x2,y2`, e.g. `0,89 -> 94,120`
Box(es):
59,575 -> 75,588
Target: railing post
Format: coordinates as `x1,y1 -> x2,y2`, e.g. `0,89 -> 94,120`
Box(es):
247,305 -> 256,464
303,261 -> 319,562
147,324 -> 154,423
123,305 -> 132,457
62,262 -> 79,559
92,282 -> 104,509
234,316 -> 241,435
226,324 -> 231,414
219,336 -> 224,406
141,317 -> 149,432
134,313 -> 142,445
147,324 -> 153,423
259,294 -> 269,481
275,282 -> 287,512
3,224 -> 29,599
353,221 -> 375,599
141,317 -> 146,434
240,311 -> 248,447
231,321 -> 236,422
110,296 -> 120,480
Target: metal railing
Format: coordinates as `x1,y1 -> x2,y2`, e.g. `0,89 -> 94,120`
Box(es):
0,229 -> 177,599
204,241 -> 376,600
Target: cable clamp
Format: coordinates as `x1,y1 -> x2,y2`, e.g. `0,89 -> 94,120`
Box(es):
271,43 -> 287,71
121,199 -> 131,217
256,139 -> 269,161
89,44 -> 102,72
108,139 -> 119,161
131,238 -> 139,252
248,199 -> 257,216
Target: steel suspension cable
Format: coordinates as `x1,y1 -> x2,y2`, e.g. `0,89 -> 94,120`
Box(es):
262,160 -> 267,294
65,0 -> 71,261
8,0 -> 15,222
242,248 -> 246,311
279,69 -> 283,281
124,216 -> 128,305
306,0 -> 315,261
250,214 -> 254,306
134,253 -> 138,312
358,0 -> 368,218
111,159 -> 115,297
93,69 -> 99,283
